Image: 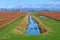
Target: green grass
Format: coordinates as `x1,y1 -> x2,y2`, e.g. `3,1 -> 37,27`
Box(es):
32,12 -> 60,40
0,12 -> 60,40
0,16 -> 25,38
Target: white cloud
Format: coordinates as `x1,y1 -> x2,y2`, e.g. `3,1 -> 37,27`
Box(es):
39,1 -> 60,8
0,1 -> 60,8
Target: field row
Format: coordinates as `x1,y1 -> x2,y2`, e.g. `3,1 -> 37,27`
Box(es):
0,12 -> 26,30
38,12 -> 60,20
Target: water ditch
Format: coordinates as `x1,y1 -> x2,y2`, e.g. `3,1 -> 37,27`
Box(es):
26,14 -> 41,34
14,13 -> 51,34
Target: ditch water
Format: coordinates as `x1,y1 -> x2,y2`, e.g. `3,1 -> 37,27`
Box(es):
26,14 -> 41,34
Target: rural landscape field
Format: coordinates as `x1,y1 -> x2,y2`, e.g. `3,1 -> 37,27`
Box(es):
0,11 -> 60,40
0,0 -> 60,40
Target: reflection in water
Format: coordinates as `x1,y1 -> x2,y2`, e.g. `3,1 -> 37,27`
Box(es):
26,14 -> 41,34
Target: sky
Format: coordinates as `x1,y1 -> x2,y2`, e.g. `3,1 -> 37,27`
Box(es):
0,0 -> 60,8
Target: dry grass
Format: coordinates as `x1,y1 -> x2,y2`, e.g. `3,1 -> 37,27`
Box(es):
32,14 -> 52,34
12,13 -> 29,34
1,34 -> 10,40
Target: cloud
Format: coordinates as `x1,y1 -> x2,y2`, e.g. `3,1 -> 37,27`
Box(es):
19,1 -> 60,8
39,1 -> 60,8
0,0 -> 60,8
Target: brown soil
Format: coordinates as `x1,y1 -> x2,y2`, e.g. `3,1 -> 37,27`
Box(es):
0,12 -> 26,30
38,12 -> 60,20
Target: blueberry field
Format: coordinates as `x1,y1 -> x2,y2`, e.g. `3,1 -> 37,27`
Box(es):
0,12 -> 60,40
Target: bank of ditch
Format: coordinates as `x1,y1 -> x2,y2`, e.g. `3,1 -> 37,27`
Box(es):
32,13 -> 51,34
12,13 -> 29,34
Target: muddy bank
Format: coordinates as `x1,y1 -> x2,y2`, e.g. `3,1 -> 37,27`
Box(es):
32,14 -> 51,34
12,13 -> 29,34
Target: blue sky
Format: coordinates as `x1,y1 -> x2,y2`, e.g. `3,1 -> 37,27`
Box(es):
0,0 -> 60,8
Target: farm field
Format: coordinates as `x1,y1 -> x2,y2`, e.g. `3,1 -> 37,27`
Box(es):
0,12 -> 60,40
38,12 -> 60,20
32,12 -> 60,40
0,12 -> 26,30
